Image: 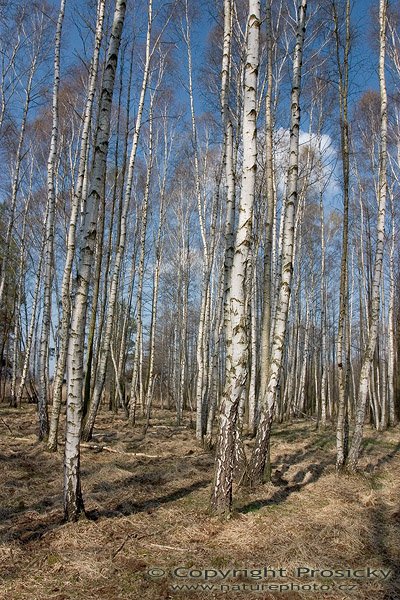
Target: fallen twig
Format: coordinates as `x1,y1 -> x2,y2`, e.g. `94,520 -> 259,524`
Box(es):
146,542 -> 190,552
111,532 -> 138,559
80,442 -> 165,459
152,425 -> 187,429
1,417 -> 13,434
111,526 -> 175,560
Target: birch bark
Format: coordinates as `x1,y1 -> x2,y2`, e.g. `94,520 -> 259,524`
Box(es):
48,0 -> 106,451
64,0 -> 126,521
347,0 -> 388,470
85,0 -> 154,438
246,0 -> 307,486
10,194 -> 30,407
210,0 -> 260,517
37,0 -> 66,440
259,0 -> 274,406
334,0 -> 351,471
388,187 -> 397,426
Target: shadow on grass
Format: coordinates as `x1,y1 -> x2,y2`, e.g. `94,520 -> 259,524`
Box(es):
0,497 -> 56,525
365,442 -> 400,472
368,500 -> 400,599
238,457 -> 334,514
86,478 -> 210,519
270,432 -> 335,479
10,516 -> 63,544
235,427 -> 337,514
90,471 -> 168,493
4,479 -> 210,544
270,425 -> 311,441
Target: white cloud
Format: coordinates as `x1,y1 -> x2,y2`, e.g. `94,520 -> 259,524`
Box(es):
273,128 -> 340,205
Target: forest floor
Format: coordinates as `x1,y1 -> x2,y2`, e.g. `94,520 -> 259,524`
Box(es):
0,404 -> 399,600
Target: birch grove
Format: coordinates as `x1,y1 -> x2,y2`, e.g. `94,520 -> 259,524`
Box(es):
0,0 -> 399,525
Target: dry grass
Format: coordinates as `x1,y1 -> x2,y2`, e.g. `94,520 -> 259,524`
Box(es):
0,404 -> 399,600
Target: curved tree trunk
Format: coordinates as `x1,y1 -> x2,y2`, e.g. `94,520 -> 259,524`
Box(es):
48,0 -> 106,451
64,0 -> 126,522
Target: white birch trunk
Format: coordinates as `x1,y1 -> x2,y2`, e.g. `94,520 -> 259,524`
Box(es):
221,0 -> 235,364
48,0 -> 106,451
64,0 -> 126,521
17,239 -> 45,406
210,0 -> 260,516
37,0 -> 66,440
319,169 -> 328,426
246,0 -> 307,486
205,268 -> 225,447
347,0 -> 388,470
10,195 -> 30,406
388,188 -> 397,426
248,256 -> 258,435
85,0 -> 153,439
334,0 -> 351,471
259,0 -> 274,406
296,292 -> 310,416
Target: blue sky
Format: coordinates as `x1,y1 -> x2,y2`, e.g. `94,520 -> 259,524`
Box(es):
350,0 -> 380,94
53,0 -> 381,110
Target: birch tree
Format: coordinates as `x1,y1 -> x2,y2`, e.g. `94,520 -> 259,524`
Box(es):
334,0 -> 351,471
48,0 -> 106,451
347,0 -> 388,471
245,0 -> 307,487
37,0 -> 66,441
181,0 -> 214,441
259,0 -> 275,410
84,0 -> 154,439
64,0 -> 126,522
210,0 -> 260,517
387,186 -> 396,426
144,98 -> 172,421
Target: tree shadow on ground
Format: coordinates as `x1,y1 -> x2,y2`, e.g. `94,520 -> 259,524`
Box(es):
235,429 -> 337,514
0,499 -> 56,525
364,442 -> 400,473
270,424 -> 311,442
6,514 -> 63,544
4,479 -> 210,544
368,500 -> 400,600
90,471 -> 168,493
237,456 -> 334,514
86,478 -> 210,519
264,431 -> 335,488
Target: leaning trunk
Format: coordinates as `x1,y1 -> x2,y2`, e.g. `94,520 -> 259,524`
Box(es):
64,0 -> 126,521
